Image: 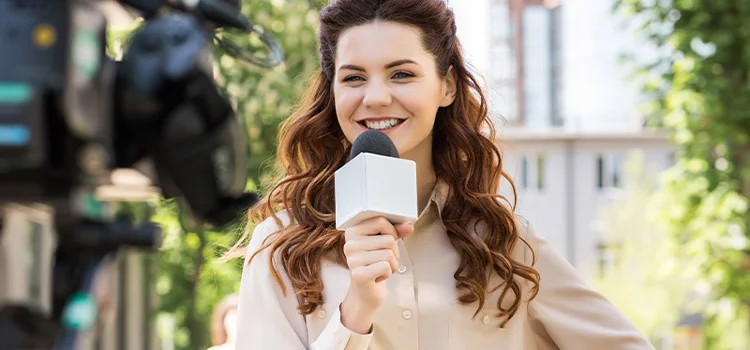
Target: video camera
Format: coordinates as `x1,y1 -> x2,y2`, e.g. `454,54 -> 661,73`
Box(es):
0,0 -> 283,348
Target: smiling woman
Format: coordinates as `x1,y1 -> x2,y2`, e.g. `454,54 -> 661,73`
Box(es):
334,21 -> 456,168
227,1 -> 654,349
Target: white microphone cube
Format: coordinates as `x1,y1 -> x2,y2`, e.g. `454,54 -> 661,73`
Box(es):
335,153 -> 418,230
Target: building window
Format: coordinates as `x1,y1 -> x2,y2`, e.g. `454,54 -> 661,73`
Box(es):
550,5 -> 563,127
668,151 -> 677,165
536,155 -> 545,190
611,154 -> 622,188
596,153 -> 623,190
521,156 -> 529,189
519,154 -> 546,191
489,0 -> 517,124
596,155 -> 605,189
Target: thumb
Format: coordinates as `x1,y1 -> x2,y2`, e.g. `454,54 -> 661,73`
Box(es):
395,222 -> 415,239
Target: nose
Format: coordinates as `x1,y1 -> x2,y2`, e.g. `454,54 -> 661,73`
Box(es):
362,80 -> 392,108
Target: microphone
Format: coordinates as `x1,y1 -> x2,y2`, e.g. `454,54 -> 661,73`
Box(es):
334,130 -> 418,230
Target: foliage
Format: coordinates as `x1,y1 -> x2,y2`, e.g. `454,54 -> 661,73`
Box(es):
590,151 -> 699,346
152,0 -> 323,348
213,0 -> 324,191
615,0 -> 750,348
107,0 -> 323,348
150,200 -> 245,349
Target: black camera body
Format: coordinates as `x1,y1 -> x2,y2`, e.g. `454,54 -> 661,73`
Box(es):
0,0 -> 255,223
0,0 -> 110,202
0,0 -> 271,348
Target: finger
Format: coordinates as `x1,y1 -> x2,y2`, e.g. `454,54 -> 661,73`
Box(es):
374,260 -> 393,283
394,222 -> 415,239
355,234 -> 396,251
347,217 -> 398,240
351,260 -> 392,284
368,260 -> 394,284
346,249 -> 398,273
343,234 -> 399,259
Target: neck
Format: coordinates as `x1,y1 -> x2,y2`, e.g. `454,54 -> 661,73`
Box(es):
402,134 -> 436,214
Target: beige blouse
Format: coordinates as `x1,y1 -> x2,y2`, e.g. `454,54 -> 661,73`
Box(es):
235,181 -> 654,349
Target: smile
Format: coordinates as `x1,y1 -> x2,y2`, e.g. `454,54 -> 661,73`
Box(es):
358,118 -> 406,131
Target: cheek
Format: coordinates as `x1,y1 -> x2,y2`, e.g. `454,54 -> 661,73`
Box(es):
393,85 -> 439,119
334,88 -> 360,123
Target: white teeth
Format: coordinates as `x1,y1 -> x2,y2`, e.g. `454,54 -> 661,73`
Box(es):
364,118 -> 402,130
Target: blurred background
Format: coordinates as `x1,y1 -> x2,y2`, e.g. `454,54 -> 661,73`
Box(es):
5,0 -> 748,349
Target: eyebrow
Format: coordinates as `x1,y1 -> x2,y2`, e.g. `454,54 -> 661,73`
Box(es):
338,59 -> 418,73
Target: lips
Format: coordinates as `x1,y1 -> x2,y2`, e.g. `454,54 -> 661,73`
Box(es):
355,117 -> 406,131
361,118 -> 404,130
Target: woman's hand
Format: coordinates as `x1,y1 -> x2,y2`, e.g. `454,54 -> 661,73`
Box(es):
339,217 -> 414,334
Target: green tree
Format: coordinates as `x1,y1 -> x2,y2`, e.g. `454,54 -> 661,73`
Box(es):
616,1 -> 750,348
150,1 -> 324,349
214,0 -> 324,190
108,1 -> 323,349
150,200 -> 245,350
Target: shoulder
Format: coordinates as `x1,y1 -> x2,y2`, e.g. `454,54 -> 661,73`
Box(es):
511,213 -> 538,266
250,210 -> 294,242
245,210 -> 295,261
515,213 -> 530,229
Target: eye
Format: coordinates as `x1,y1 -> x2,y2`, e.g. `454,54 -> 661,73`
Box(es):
392,71 -> 415,79
342,75 -> 365,83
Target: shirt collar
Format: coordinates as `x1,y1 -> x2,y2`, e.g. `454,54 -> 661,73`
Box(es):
429,178 -> 450,218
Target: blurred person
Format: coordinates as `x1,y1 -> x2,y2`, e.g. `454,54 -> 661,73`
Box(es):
228,0 -> 654,349
207,294 -> 238,350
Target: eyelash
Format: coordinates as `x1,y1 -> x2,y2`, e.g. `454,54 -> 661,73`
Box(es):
342,71 -> 414,82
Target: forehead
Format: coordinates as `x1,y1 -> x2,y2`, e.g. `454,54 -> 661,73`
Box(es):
335,21 -> 431,66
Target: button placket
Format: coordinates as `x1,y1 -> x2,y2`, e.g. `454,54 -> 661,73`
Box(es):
394,239 -> 417,312
393,238 -> 419,349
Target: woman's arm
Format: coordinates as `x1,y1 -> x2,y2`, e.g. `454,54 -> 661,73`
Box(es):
521,219 -> 655,350
234,213 -> 373,350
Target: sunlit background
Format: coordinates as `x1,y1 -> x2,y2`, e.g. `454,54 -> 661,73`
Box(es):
2,0 -> 748,349
449,1 -> 749,349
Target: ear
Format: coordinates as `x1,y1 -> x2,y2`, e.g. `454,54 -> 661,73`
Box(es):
440,66 -> 457,107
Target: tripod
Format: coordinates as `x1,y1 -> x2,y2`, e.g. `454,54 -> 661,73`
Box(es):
0,189 -> 161,350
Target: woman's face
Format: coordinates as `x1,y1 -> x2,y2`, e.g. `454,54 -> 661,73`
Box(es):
333,20 -> 456,160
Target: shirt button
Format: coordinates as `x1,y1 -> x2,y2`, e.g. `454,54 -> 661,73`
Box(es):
402,309 -> 412,319
318,309 -> 326,319
482,315 -> 490,325
398,265 -> 407,273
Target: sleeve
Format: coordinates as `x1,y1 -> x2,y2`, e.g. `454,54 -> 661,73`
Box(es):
234,215 -> 374,350
521,219 -> 656,350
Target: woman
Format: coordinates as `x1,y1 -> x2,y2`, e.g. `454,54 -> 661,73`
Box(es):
230,0 -> 654,349
207,294 -> 238,350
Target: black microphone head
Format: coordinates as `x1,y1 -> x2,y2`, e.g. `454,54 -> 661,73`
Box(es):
349,130 -> 399,160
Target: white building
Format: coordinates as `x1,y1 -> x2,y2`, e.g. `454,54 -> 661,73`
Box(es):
498,129 -> 674,277
474,0 -> 677,277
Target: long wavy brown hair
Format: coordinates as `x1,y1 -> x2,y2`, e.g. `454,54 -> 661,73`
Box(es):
227,0 -> 540,327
